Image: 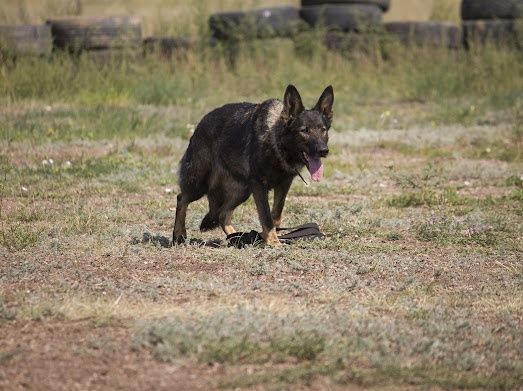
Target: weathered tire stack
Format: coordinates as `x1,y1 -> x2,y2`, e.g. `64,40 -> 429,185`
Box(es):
300,0 -> 388,31
46,16 -> 142,60
384,21 -> 462,49
0,25 -> 52,58
209,6 -> 302,41
461,0 -> 523,48
298,0 -> 389,51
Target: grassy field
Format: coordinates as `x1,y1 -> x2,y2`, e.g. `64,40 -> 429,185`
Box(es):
1,2 -> 523,389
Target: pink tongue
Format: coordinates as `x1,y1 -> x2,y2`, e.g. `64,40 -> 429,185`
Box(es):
308,157 -> 324,182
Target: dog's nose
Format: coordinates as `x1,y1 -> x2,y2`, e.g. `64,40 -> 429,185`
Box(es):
317,146 -> 329,157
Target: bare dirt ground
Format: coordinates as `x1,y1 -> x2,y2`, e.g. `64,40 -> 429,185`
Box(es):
1,106 -> 522,390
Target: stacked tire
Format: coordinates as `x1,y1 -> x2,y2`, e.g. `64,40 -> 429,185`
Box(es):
461,0 -> 523,48
384,21 -> 462,49
209,6 -> 302,41
0,25 -> 52,58
300,0 -> 390,53
46,16 -> 142,61
300,0 -> 388,32
299,0 -> 390,51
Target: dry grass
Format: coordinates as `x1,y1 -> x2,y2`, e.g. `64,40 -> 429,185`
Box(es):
1,110 -> 522,388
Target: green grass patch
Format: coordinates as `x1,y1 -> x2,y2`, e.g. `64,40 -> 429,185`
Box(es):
414,212 -> 502,246
1,41 -> 522,141
506,175 -> 523,188
0,223 -> 42,250
143,314 -> 326,365
0,300 -> 17,322
387,188 -> 470,208
2,150 -> 159,199
463,136 -> 522,162
377,140 -> 453,158
139,303 -> 523,389
220,362 -> 337,389
2,104 -> 182,143
0,349 -> 22,364
509,189 -> 523,203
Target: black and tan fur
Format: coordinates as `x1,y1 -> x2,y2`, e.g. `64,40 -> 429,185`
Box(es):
173,85 -> 334,246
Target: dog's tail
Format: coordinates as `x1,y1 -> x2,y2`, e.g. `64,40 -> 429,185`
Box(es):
200,213 -> 219,232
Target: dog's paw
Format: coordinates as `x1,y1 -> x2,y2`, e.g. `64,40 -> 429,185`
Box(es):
262,228 -> 281,246
266,238 -> 282,246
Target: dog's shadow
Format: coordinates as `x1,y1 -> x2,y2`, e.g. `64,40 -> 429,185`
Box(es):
133,232 -> 223,248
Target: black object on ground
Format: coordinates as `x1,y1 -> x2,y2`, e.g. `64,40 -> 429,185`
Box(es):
227,223 -> 325,248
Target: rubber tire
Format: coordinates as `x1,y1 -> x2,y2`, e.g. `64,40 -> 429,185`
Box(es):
0,24 -> 52,56
47,16 -> 142,51
301,0 -> 390,12
209,6 -> 302,40
463,19 -> 522,48
461,0 -> 523,20
385,22 -> 463,49
300,4 -> 383,32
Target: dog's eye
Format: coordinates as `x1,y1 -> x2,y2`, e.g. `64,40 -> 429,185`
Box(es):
321,127 -> 327,133
299,126 -> 308,133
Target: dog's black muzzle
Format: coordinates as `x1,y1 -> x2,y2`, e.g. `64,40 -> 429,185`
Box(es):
301,145 -> 329,165
316,146 -> 329,158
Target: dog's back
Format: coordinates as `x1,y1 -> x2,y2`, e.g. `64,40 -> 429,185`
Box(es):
178,99 -> 282,196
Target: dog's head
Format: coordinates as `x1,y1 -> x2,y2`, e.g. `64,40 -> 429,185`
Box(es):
282,84 -> 334,182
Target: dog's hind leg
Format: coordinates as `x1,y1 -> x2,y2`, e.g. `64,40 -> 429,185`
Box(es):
215,189 -> 250,236
174,146 -> 211,244
173,193 -> 189,245
219,210 -> 236,235
200,192 -> 222,232
200,213 -> 219,232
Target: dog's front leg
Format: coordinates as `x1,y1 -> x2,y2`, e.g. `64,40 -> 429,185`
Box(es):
272,178 -> 293,229
252,182 -> 280,246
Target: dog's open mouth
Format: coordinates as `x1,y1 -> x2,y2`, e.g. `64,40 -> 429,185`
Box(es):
302,152 -> 324,182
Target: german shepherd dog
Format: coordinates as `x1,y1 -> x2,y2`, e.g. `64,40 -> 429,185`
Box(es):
173,84 -> 334,246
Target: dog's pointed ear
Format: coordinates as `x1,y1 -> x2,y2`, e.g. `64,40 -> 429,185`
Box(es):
282,84 -> 304,124
314,85 -> 334,125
